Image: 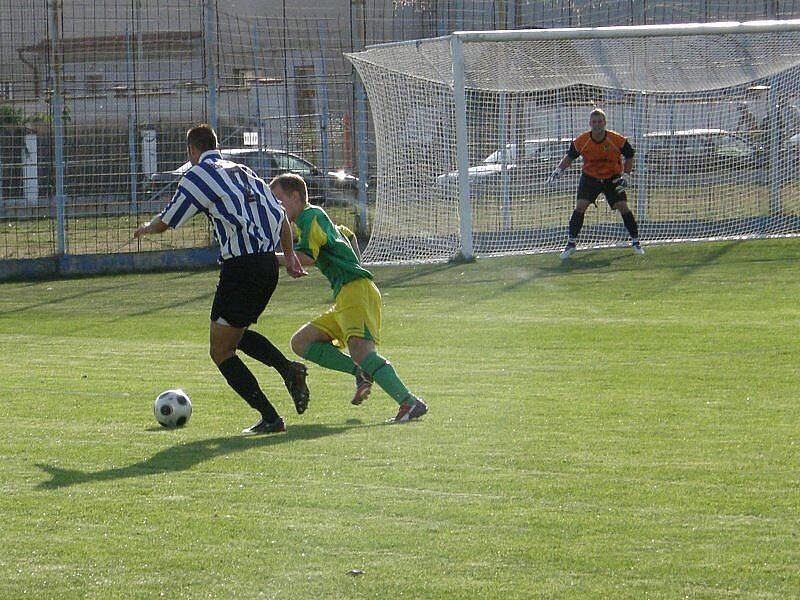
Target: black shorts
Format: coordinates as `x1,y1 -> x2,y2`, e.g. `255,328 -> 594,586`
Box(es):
577,173 -> 627,207
210,252 -> 278,328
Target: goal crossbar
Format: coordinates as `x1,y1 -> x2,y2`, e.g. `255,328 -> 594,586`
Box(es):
454,19 -> 800,43
363,20 -> 800,52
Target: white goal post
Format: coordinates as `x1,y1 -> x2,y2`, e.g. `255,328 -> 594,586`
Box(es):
347,20 -> 800,264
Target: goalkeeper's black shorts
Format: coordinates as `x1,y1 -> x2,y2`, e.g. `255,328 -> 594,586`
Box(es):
577,173 -> 627,207
210,251 -> 278,328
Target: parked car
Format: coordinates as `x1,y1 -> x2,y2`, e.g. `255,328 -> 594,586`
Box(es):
146,147 -> 362,206
436,130 -> 766,193
642,128 -> 764,180
435,137 -> 572,192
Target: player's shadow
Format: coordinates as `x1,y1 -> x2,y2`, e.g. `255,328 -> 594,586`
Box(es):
538,251 -> 630,273
69,288 -> 213,335
0,271 -> 199,317
0,279 -> 140,316
542,248 -> 630,272
34,420 -> 383,490
377,262 -> 460,290
649,239 -> 740,294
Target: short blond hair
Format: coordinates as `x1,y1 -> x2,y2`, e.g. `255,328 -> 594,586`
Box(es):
269,172 -> 308,204
590,108 -> 607,120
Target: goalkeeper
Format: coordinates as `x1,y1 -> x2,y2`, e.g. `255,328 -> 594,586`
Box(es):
548,108 -> 643,259
269,173 -> 428,424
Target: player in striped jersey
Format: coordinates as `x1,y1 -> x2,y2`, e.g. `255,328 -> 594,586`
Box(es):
548,108 -> 644,259
134,124 -> 309,434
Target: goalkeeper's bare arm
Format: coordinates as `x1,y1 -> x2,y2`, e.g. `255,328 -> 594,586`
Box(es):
547,154 -> 574,183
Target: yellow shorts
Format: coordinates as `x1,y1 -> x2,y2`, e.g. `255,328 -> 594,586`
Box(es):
311,278 -> 382,348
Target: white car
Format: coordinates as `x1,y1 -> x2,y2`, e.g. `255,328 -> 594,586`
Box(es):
435,138 -> 571,192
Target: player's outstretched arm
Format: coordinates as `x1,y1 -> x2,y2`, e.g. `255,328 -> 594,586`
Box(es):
279,218 -> 308,278
548,155 -> 573,183
277,251 -> 315,268
134,217 -> 169,238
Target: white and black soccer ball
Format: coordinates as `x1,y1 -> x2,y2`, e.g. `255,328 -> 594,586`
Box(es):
153,389 -> 192,428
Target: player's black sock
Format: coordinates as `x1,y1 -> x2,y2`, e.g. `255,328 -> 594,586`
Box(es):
568,210 -> 584,240
621,210 -> 639,239
217,355 -> 280,423
238,330 -> 291,379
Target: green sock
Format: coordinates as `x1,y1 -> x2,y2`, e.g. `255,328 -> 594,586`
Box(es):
304,342 -> 358,375
360,351 -> 414,405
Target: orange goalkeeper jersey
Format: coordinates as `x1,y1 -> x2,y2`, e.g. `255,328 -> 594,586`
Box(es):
568,130 -> 634,179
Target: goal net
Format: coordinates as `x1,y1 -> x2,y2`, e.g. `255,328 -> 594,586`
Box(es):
346,21 -> 800,263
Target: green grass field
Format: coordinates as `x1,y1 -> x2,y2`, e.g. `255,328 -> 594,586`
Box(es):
1,239 -> 799,598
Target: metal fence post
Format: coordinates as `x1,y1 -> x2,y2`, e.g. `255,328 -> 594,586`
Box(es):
316,21 -> 331,181
507,0 -> 516,29
47,0 -> 66,256
251,22 -> 266,175
126,27 -> 138,218
352,0 -> 369,239
632,0 -> 646,25
766,0 -> 778,19
205,0 -> 218,132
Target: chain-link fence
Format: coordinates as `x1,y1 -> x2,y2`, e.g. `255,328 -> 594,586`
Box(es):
1,0 -> 799,271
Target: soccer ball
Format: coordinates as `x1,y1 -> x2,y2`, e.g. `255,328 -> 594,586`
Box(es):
153,389 -> 192,428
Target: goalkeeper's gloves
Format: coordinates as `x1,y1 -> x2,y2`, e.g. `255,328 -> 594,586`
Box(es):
547,168 -> 564,184
612,174 -> 629,193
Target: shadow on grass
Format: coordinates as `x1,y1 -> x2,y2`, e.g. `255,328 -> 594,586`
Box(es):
648,239 -> 741,294
480,251 -> 631,298
0,271 -> 201,317
35,420 -> 386,490
535,240 -> 745,279
377,261 -> 460,290
542,251 -> 630,272
536,240 -> 744,292
69,288 -> 213,334
0,279 -> 140,317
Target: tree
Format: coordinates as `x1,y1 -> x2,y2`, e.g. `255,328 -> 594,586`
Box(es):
0,105 -> 50,202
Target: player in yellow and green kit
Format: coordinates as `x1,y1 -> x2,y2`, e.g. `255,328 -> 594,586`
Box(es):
270,173 -> 428,423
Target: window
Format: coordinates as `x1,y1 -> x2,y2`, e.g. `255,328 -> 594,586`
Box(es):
716,134 -> 752,158
86,73 -> 104,93
0,81 -> 12,100
484,145 -> 516,164
243,131 -> 258,146
683,136 -> 712,157
234,69 -> 258,88
294,66 -> 316,116
62,75 -> 76,93
273,154 -> 290,170
237,153 -> 276,177
286,155 -> 313,175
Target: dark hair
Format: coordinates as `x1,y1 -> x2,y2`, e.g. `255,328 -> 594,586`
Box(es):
269,172 -> 308,203
186,124 -> 218,153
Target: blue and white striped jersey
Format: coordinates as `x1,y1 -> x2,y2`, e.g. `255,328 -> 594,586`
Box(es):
158,150 -> 284,260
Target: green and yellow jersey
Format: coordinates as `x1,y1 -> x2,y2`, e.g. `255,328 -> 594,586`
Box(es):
293,205 -> 372,297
